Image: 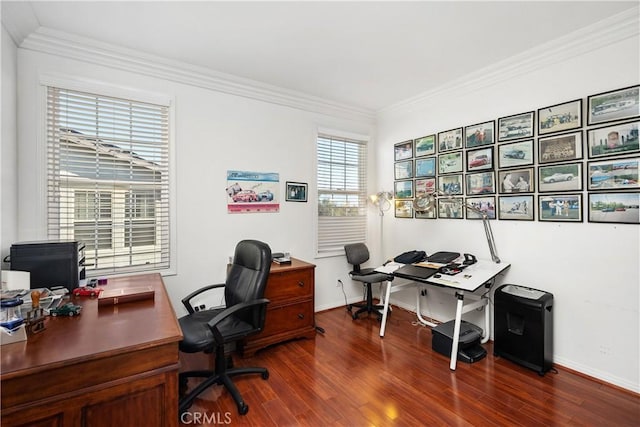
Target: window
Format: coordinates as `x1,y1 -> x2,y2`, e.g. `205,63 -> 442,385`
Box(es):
316,132 -> 368,255
46,86 -> 170,275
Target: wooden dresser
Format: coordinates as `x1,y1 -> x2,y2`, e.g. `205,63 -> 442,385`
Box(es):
241,257 -> 316,356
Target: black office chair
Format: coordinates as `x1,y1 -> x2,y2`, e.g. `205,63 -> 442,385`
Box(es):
344,243 -> 393,320
178,239 -> 272,416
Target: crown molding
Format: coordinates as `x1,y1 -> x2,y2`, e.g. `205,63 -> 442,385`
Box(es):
1,1 -> 39,45
379,6 -> 640,116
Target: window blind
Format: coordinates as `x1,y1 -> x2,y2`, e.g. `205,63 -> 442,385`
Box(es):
46,86 -> 170,275
317,133 -> 368,255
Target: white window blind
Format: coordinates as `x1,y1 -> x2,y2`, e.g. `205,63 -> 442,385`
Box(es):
317,133 -> 368,255
46,86 -> 170,275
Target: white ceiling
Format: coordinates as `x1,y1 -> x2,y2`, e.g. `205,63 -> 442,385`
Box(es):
3,1 -> 638,112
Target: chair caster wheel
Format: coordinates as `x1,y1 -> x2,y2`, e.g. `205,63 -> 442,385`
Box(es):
352,313 -> 358,320
347,305 -> 353,312
239,403 -> 249,415
262,371 -> 269,380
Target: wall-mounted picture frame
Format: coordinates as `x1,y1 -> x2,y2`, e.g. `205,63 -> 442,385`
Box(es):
587,85 -> 640,126
466,196 -> 496,219
394,140 -> 413,161
538,99 -> 582,136
538,162 -> 583,193
394,160 -> 413,180
466,171 -> 495,195
539,194 -> 583,222
498,168 -> 534,194
466,146 -> 493,172
587,121 -> 640,159
465,120 -> 495,148
497,139 -> 534,168
587,158 -> 640,191
438,174 -> 463,195
438,128 -> 463,152
497,111 -> 535,142
415,157 -> 436,177
415,178 -> 436,196
285,181 -> 307,202
414,135 -> 436,157
415,209 -> 437,219
395,199 -> 414,218
538,131 -> 583,164
438,151 -> 463,174
438,197 -> 464,219
588,192 -> 640,224
498,195 -> 534,221
394,180 -> 414,199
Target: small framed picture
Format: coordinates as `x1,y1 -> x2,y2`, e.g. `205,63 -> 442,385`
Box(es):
465,121 -> 495,148
438,197 -> 464,219
394,180 -> 414,199
438,151 -> 463,174
587,121 -> 640,159
285,182 -> 308,202
498,168 -> 534,194
497,111 -> 535,142
438,128 -> 463,152
394,160 -> 413,180
466,146 -> 493,172
466,171 -> 495,195
538,131 -> 583,164
394,140 -> 413,161
415,157 -> 436,177
497,139 -> 534,168
395,199 -> 414,218
498,195 -> 534,221
588,192 -> 640,224
538,162 -> 583,193
466,196 -> 496,219
587,85 -> 640,126
438,174 -> 463,195
415,204 -> 437,219
415,178 -> 436,196
538,99 -> 582,135
414,135 -> 436,157
587,158 -> 640,191
539,194 -> 583,222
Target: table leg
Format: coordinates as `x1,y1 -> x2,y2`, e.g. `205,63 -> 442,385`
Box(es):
379,279 -> 393,337
449,292 -> 465,371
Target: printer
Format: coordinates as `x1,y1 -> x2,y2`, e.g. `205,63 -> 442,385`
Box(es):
432,319 -> 486,363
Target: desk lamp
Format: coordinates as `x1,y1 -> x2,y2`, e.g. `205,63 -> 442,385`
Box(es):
413,192 -> 501,263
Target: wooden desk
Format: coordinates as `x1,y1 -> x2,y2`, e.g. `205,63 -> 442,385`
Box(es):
0,273 -> 182,427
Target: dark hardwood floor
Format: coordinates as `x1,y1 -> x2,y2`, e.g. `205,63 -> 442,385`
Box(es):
179,306 -> 639,426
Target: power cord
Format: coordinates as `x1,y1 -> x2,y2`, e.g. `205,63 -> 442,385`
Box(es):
338,279 -> 349,309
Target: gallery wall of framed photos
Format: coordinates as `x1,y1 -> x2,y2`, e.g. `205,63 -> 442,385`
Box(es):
392,84 -> 640,224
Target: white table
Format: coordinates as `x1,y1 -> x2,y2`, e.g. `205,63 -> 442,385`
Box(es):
376,259 -> 510,370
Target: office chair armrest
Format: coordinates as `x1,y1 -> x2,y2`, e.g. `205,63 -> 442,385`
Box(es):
206,298 -> 270,343
181,283 -> 226,313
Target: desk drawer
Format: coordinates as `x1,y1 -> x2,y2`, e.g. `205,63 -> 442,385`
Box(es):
265,269 -> 313,301
261,300 -> 314,336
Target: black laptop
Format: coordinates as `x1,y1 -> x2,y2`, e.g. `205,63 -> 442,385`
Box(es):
393,264 -> 439,281
427,251 -> 460,264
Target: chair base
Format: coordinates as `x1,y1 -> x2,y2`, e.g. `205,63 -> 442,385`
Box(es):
348,301 -> 385,320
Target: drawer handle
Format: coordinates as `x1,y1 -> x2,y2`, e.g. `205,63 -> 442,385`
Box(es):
298,313 -> 305,319
297,281 -> 305,287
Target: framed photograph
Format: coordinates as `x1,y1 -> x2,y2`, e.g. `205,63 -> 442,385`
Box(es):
497,111 -> 535,142
538,131 -> 583,164
539,194 -> 583,222
438,128 -> 463,152
538,162 -> 583,193
285,181 -> 307,202
498,195 -> 534,221
466,147 -> 493,172
438,174 -> 463,195
498,168 -> 534,194
497,139 -> 534,168
466,171 -> 495,195
587,85 -> 640,126
588,192 -> 640,224
415,157 -> 436,177
414,135 -> 436,157
466,196 -> 496,219
395,199 -> 414,218
394,140 -> 413,161
465,121 -> 495,148
438,197 -> 464,219
538,99 -> 582,135
438,151 -> 463,174
587,121 -> 640,159
395,160 -> 413,180
415,178 -> 436,196
415,209 -> 437,219
394,180 -> 414,199
587,158 -> 640,191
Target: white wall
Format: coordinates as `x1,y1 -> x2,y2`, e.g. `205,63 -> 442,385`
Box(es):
376,35 -> 640,391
